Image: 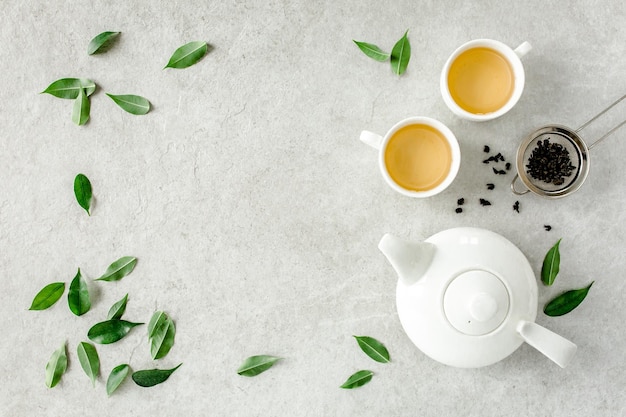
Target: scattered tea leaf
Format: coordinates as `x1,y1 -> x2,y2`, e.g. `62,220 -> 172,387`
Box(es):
74,173 -> 92,216
72,87 -> 90,126
353,336 -> 390,363
237,355 -> 281,377
77,341 -> 100,387
68,268 -> 90,316
148,311 -> 176,360
107,293 -> 128,320
390,30 -> 410,75
106,93 -> 150,115
45,342 -> 67,388
164,41 -> 208,69
544,282 -> 594,317
96,256 -> 137,282
106,364 -> 130,396
41,78 -> 96,99
88,319 -> 143,344
87,31 -> 120,55
353,40 -> 389,62
541,239 -> 562,286
340,370 -> 373,389
132,364 -> 182,387
29,282 -> 65,310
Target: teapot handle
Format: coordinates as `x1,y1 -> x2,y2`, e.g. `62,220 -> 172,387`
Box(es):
517,321 -> 577,368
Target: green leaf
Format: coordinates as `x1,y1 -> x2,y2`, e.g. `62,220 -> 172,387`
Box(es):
541,239 -> 562,286
72,88 -> 90,126
77,341 -> 100,387
29,282 -> 65,310
148,311 -> 176,360
106,93 -> 151,115
390,30 -> 410,75
353,335 -> 390,363
68,268 -> 90,316
237,355 -> 281,377
96,256 -> 137,282
340,370 -> 373,389
45,342 -> 67,388
132,364 -> 182,387
164,41 -> 208,69
106,364 -> 130,396
87,31 -> 120,55
353,40 -> 389,62
107,293 -> 128,320
74,173 -> 92,216
544,282 -> 594,317
41,78 -> 96,99
88,320 -> 143,344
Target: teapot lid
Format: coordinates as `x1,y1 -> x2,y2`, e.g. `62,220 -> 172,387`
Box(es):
395,227 -> 537,368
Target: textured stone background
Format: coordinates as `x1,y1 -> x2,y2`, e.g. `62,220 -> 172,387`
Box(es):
1,0 -> 624,416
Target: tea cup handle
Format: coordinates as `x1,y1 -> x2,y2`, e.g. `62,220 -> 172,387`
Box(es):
514,41 -> 532,58
360,130 -> 383,150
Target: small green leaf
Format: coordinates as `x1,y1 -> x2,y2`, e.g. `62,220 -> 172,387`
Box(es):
164,41 -> 208,69
237,355 -> 281,377
544,282 -> 594,317
29,282 -> 65,310
340,370 -> 373,389
390,30 -> 411,75
541,239 -> 562,286
68,268 -> 90,316
88,320 -> 143,344
41,78 -> 96,99
74,173 -> 92,216
132,364 -> 182,387
353,40 -> 389,62
106,364 -> 130,396
107,293 -> 128,320
148,311 -> 176,360
45,342 -> 67,388
87,31 -> 120,55
353,336 -> 390,363
77,341 -> 100,387
96,256 -> 137,282
72,88 -> 90,126
106,93 -> 151,115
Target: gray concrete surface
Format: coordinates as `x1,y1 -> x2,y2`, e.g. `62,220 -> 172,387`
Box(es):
1,0 -> 624,416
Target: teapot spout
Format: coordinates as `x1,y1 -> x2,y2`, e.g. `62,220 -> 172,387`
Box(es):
378,234 -> 435,286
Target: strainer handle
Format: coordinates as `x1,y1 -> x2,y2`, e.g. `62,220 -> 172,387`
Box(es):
511,174 -> 530,195
576,93 -> 626,150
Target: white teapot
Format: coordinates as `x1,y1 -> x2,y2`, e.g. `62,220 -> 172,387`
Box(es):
379,227 -> 577,368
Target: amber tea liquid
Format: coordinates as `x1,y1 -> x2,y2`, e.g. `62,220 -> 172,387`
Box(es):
384,124 -> 452,192
448,47 -> 514,114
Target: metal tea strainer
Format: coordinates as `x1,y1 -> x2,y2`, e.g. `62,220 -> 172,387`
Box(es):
511,94 -> 626,198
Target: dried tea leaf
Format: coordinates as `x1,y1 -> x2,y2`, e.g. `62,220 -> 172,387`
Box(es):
87,31 -> 120,55
29,282 -> 65,310
544,282 -> 594,316
353,335 -> 390,363
164,41 -> 208,69
41,78 -> 96,99
106,364 -> 130,396
74,173 -> 92,216
96,257 -> 137,282
132,364 -> 182,387
88,320 -> 143,344
541,239 -> 562,286
353,40 -> 389,62
68,268 -> 90,316
106,94 -> 150,115
236,355 -> 281,377
77,341 -> 100,386
45,342 -> 67,388
340,370 -> 373,389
